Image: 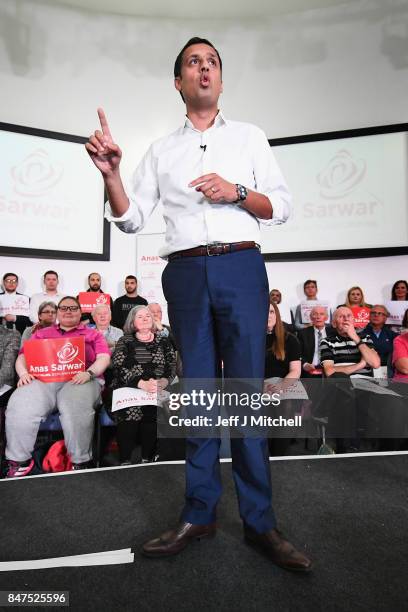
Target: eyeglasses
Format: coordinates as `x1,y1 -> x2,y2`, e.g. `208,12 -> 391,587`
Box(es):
58,305 -> 80,312
40,310 -> 57,315
371,311 -> 387,316
4,279 -> 17,284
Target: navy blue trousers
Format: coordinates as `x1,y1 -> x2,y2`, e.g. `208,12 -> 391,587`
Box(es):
162,248 -> 276,533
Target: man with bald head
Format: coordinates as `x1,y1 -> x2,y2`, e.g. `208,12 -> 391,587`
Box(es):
320,307 -> 380,379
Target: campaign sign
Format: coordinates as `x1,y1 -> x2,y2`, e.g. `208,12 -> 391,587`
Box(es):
112,387 -> 170,412
0,294 -> 29,317
24,337 -> 85,382
78,292 -> 111,313
385,301 -> 408,326
350,306 -> 371,328
300,300 -> 330,324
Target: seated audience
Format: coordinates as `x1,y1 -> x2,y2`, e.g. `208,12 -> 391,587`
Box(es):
319,307 -> 381,452
113,275 -> 147,329
0,273 -> 30,334
364,305 -> 397,368
298,306 -> 332,377
29,270 -> 64,323
109,305 -> 176,465
21,301 -> 57,346
4,296 -> 110,478
265,302 -> 301,456
391,280 -> 408,301
79,272 -> 114,325
90,304 -> 123,351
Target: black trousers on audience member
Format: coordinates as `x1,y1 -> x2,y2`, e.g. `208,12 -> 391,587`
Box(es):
116,405 -> 157,462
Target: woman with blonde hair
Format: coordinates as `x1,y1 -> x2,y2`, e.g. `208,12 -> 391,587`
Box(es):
344,286 -> 371,309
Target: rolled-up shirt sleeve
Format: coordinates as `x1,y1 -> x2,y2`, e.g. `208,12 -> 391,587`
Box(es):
250,127 -> 292,226
104,144 -> 160,234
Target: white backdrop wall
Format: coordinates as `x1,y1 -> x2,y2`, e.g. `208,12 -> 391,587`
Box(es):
0,0 -> 407,307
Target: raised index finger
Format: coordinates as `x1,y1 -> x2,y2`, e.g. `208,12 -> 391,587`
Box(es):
97,107 -> 113,140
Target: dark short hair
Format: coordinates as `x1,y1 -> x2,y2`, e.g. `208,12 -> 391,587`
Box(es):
125,275 -> 137,282
57,296 -> 81,310
303,279 -> 317,290
88,272 -> 101,281
44,270 -> 58,280
174,37 -> 222,101
3,272 -> 18,282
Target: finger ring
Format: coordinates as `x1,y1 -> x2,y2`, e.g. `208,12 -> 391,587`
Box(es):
211,187 -> 216,193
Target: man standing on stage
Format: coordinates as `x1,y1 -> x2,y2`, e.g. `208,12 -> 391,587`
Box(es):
86,37 -> 312,571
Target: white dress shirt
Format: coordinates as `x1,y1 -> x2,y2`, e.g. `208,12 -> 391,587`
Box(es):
29,292 -> 65,323
105,112 -> 291,257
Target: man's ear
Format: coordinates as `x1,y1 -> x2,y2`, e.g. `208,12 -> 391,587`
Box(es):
174,77 -> 182,93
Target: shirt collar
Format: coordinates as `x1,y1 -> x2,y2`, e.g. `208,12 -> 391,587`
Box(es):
183,109 -> 227,133
56,322 -> 85,333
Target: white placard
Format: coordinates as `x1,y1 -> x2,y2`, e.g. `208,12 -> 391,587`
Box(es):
112,386 -> 169,411
300,300 -> 330,324
385,301 -> 408,325
0,294 -> 29,317
264,378 -> 309,400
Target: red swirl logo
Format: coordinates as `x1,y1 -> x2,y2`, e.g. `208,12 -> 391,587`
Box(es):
57,342 -> 79,364
11,149 -> 63,197
95,295 -> 108,305
317,150 -> 366,199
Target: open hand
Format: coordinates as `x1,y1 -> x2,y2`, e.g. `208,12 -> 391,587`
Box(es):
85,108 -> 122,177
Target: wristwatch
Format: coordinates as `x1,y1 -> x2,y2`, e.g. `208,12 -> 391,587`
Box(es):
234,184 -> 248,204
87,369 -> 96,380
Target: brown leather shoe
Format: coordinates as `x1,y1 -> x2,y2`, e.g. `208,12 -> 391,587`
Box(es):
142,521 -> 216,558
244,525 -> 312,572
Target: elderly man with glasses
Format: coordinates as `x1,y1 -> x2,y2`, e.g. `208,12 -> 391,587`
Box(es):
364,305 -> 397,368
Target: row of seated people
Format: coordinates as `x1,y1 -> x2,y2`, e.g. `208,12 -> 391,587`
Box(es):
1,296 -> 408,477
0,297 -> 177,478
2,271 -> 408,334
266,300 -> 408,454
270,280 -> 408,331
0,271 -> 148,333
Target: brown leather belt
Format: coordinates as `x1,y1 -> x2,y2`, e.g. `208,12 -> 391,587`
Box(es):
168,241 -> 259,261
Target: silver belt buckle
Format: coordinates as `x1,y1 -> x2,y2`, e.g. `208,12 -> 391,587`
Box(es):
206,242 -> 225,256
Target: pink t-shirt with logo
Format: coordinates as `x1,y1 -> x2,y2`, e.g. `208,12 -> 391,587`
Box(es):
20,324 -> 109,376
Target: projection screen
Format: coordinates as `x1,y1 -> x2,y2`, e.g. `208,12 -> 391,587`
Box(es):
0,122 -> 109,260
261,123 -> 408,261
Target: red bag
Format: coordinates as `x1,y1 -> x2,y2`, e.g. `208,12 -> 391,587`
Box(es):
42,440 -> 73,473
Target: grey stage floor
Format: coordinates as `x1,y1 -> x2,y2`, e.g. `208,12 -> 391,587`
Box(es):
1,454 -> 408,612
